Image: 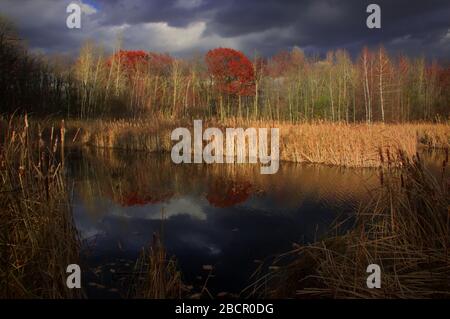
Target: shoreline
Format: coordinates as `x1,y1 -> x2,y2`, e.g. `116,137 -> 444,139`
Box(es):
62,119 -> 450,168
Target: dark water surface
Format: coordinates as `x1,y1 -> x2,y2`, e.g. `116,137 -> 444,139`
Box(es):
66,147 -> 443,298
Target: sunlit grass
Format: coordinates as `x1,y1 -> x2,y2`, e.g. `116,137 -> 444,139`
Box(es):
66,118 -> 449,168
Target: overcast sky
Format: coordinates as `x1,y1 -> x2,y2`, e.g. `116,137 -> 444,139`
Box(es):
0,0 -> 449,60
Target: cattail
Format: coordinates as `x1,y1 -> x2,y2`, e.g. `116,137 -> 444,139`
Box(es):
386,148 -> 391,166
50,125 -> 54,145
53,136 -> 59,154
60,120 -> 65,148
379,147 -> 384,164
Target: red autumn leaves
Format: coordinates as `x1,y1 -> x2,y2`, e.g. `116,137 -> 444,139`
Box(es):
108,48 -> 256,97
108,50 -> 173,75
205,48 -> 256,96
108,50 -> 149,72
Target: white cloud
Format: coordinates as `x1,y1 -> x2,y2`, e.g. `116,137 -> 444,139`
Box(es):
96,21 -> 239,54
110,197 -> 208,221
79,1 -> 97,15
439,29 -> 450,45
133,21 -> 208,51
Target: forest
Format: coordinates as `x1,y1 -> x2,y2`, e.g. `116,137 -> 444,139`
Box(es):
1,17 -> 449,123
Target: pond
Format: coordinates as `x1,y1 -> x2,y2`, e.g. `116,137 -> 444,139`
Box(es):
66,147 -> 444,298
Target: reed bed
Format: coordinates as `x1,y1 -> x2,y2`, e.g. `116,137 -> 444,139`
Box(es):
278,122 -> 449,167
66,119 -> 449,168
245,151 -> 449,298
129,233 -> 187,299
0,116 -> 82,298
66,118 -> 179,152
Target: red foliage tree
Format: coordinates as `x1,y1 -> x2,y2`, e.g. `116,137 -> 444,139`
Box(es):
148,52 -> 174,76
108,50 -> 150,73
205,48 -> 255,96
107,51 -> 174,75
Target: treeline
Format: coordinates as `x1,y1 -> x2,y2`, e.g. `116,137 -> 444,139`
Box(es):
67,43 -> 450,122
0,18 -> 76,116
1,18 -> 449,122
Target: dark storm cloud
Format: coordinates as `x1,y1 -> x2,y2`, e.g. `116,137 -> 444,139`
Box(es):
0,0 -> 448,59
94,0 -> 214,27
206,0 -> 450,57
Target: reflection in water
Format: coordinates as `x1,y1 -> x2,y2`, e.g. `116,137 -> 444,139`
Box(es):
207,180 -> 253,208
67,147 -> 385,298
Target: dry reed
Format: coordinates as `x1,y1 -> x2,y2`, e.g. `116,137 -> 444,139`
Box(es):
65,119 -> 449,168
129,233 -> 187,299
0,116 -> 82,298
244,151 -> 449,298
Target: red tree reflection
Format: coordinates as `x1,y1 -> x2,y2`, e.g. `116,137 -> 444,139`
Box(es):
206,179 -> 253,208
119,191 -> 174,207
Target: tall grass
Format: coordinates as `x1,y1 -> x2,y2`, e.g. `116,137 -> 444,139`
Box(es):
66,119 -> 449,168
129,233 -> 187,299
245,151 -> 449,298
0,116 -> 82,298
66,117 -> 179,151
278,122 -> 449,167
